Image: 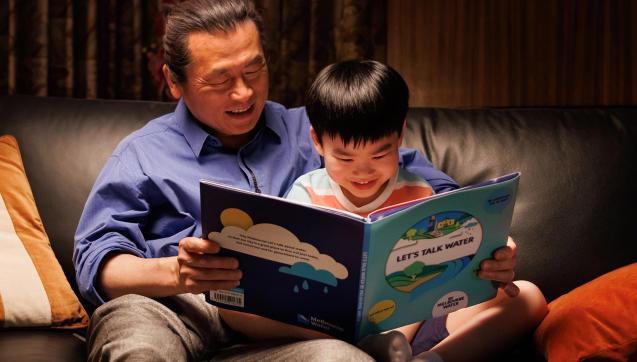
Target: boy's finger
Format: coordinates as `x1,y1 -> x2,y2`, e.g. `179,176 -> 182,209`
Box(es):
494,244 -> 516,260
481,257 -> 516,272
479,269 -> 515,283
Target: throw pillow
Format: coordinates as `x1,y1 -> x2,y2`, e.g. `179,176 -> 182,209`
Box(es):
534,263 -> 637,361
0,135 -> 89,328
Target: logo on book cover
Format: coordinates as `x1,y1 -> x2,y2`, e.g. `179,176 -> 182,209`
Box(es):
385,211 -> 482,294
432,291 -> 469,317
297,313 -> 310,325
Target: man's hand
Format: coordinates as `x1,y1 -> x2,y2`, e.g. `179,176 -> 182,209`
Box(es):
175,237 -> 242,294
478,236 -> 520,297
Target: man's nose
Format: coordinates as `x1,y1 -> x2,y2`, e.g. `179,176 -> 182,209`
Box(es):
230,77 -> 253,101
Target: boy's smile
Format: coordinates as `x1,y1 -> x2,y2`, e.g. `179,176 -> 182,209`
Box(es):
311,129 -> 402,207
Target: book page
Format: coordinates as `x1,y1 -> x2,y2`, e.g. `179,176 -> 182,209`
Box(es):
200,179 -> 367,341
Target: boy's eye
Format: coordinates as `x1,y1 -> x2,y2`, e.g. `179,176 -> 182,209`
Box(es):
373,153 -> 389,160
335,157 -> 353,162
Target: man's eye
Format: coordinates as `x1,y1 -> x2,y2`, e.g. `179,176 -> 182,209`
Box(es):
209,78 -> 231,87
244,64 -> 265,79
244,71 -> 261,80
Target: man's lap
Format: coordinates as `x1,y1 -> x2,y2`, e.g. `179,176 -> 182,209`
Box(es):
88,294 -> 372,361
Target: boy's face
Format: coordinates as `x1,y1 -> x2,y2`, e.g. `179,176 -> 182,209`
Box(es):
311,128 -> 403,207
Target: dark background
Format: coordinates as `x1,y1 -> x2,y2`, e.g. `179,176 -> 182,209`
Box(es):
1,0 -> 635,107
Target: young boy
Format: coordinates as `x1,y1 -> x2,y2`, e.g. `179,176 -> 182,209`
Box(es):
285,60 -> 432,217
282,59 -> 547,361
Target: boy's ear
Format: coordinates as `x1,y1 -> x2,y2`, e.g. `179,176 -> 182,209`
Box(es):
162,64 -> 183,99
399,120 -> 407,144
309,127 -> 325,156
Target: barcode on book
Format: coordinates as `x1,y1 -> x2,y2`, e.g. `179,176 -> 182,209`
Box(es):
210,289 -> 245,307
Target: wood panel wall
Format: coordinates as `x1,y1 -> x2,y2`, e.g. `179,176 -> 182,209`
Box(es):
388,0 -> 637,107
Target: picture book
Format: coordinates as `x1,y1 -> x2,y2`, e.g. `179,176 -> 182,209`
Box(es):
200,172 -> 520,342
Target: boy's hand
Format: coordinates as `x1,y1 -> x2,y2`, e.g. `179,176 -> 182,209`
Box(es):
175,237 -> 242,294
478,236 -> 520,297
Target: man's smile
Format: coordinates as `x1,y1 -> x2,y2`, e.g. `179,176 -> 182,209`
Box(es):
226,104 -> 254,115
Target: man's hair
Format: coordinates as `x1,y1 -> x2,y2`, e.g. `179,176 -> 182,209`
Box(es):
163,0 -> 265,84
306,59 -> 409,146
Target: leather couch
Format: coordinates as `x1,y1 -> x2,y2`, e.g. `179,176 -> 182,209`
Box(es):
1,95 -> 635,361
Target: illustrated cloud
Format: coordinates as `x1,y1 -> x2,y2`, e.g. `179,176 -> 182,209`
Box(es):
279,262 -> 338,286
209,223 -> 348,280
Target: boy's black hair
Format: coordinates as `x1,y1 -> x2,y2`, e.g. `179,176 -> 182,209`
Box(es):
305,59 -> 409,146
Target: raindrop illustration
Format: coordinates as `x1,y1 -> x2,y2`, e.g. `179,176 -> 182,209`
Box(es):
323,286 -> 328,293
293,285 -> 299,293
302,280 -> 309,290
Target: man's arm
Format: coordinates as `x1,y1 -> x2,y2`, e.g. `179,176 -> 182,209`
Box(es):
98,238 -> 241,301
74,155 -> 240,305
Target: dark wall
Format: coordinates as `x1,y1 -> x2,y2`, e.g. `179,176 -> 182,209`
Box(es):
388,0 -> 637,107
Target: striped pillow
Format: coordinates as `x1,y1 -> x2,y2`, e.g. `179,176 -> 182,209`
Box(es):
0,135 -> 88,328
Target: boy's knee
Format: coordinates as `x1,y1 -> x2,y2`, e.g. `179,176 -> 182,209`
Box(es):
513,280 -> 548,323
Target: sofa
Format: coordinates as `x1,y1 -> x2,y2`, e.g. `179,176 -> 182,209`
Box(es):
0,95 -> 635,361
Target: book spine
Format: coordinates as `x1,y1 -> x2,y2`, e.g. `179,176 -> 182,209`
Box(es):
354,223 -> 372,341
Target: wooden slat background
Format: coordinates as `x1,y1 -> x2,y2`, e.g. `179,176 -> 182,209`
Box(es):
388,0 -> 637,107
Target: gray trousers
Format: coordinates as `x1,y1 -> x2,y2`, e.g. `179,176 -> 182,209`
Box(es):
88,293 -> 373,362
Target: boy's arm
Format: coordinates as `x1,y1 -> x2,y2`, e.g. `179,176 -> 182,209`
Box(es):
398,147 -> 459,193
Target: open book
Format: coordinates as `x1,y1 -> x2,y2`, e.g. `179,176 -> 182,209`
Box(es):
200,172 -> 520,342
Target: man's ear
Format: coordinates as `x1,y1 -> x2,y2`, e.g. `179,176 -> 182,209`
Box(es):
309,127 -> 325,156
162,64 -> 183,99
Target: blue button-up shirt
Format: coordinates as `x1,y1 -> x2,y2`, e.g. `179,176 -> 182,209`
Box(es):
74,99 -> 458,306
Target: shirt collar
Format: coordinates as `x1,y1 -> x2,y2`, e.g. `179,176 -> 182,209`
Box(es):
174,99 -> 285,157
174,99 -> 212,156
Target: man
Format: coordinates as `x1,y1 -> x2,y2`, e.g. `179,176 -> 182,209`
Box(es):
74,1 -> 530,361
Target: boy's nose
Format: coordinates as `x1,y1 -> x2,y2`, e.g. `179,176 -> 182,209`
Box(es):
353,162 -> 374,175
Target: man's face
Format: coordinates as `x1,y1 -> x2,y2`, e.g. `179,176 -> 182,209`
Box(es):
312,129 -> 402,207
165,20 -> 268,148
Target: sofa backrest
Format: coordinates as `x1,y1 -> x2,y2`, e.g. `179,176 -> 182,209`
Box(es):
1,95 -> 635,303
403,108 -> 636,300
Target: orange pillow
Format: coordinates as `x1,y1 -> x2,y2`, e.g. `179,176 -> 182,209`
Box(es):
0,135 -> 89,328
534,263 -> 637,361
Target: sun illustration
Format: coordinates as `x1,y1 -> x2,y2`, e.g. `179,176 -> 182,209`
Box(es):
219,208 -> 254,230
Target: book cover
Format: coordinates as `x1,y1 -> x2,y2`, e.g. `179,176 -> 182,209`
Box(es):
201,172 -> 520,342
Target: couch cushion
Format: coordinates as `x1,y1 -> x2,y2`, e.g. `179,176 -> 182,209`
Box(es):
533,263 -> 637,361
0,135 -> 88,328
0,330 -> 86,361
